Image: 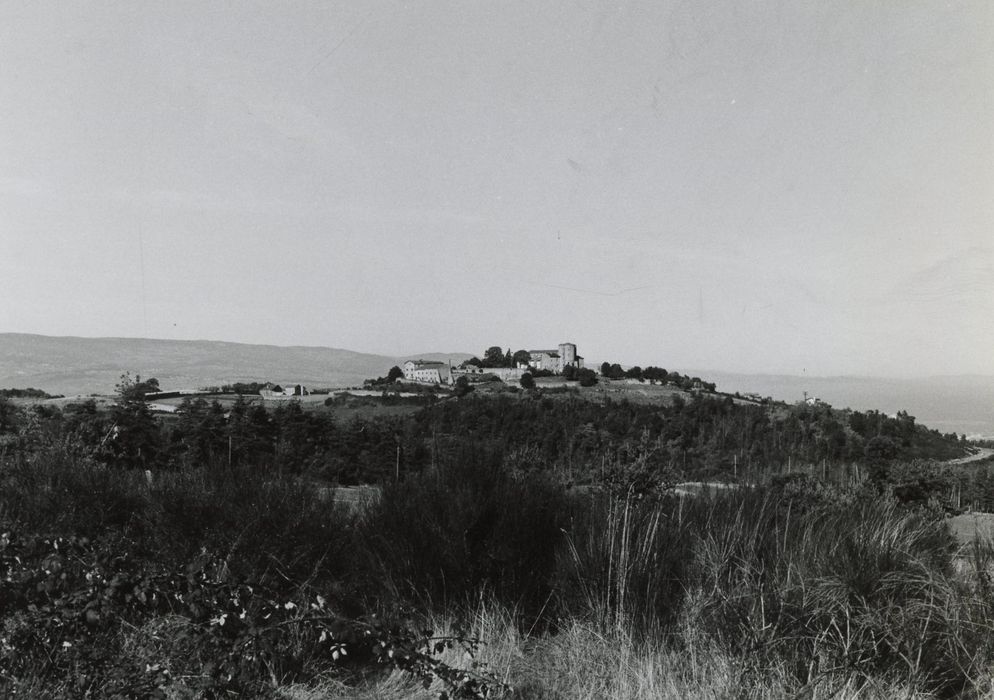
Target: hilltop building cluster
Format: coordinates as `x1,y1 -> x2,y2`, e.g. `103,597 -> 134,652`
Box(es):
402,342 -> 583,385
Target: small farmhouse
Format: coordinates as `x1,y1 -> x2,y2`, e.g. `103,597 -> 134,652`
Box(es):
259,383 -> 309,399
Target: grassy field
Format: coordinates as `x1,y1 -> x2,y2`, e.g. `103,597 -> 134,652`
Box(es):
948,511 -> 994,546
533,376 -> 690,403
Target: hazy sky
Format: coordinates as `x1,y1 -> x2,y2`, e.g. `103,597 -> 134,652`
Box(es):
1,1 -> 992,376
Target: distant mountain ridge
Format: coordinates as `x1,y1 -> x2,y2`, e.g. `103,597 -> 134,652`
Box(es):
0,333 -> 470,396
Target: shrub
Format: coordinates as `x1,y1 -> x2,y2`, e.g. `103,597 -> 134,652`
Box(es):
357,447 -> 571,619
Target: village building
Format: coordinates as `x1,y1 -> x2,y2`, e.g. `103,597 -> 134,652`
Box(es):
401,343 -> 583,385
259,383 -> 309,399
526,342 -> 584,374
403,360 -> 451,384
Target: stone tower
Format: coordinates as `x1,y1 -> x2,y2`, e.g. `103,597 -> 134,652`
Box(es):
558,342 -> 577,372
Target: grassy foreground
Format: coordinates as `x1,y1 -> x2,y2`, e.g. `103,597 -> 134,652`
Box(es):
3,442 -> 994,698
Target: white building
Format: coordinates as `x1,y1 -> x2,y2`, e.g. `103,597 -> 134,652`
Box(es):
259,383 -> 309,399
402,360 -> 451,384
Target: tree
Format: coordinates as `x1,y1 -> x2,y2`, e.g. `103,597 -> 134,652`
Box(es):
519,373 -> 535,390
865,435 -> 898,464
109,373 -> 161,468
386,366 -> 404,382
577,368 -> 598,387
643,366 -> 668,384
512,349 -> 531,368
561,365 -> 578,381
600,362 -> 611,377
0,396 -> 21,435
483,346 -> 505,368
454,375 -> 474,397
504,348 -> 513,368
625,366 -> 643,380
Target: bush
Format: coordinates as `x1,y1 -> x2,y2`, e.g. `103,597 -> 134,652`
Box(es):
358,447 -> 571,619
577,368 -> 598,387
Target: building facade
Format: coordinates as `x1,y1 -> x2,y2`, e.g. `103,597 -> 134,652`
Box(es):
402,360 -> 451,384
526,342 -> 584,374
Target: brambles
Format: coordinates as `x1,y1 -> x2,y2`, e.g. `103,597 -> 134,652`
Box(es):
0,531 -> 505,698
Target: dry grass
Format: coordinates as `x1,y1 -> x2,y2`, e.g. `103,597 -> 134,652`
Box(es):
948,512 -> 994,547
278,600 -> 935,700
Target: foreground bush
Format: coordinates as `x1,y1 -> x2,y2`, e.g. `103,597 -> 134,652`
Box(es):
357,448 -> 571,620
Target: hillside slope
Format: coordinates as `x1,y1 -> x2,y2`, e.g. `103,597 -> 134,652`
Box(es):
0,334 -> 470,395
699,371 -> 994,439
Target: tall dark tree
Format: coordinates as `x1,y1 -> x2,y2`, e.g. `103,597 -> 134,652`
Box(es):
483,346 -> 505,368
512,350 -> 531,368
109,373 -> 161,468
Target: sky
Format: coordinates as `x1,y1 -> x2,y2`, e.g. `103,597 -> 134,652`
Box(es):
1,1 -> 992,376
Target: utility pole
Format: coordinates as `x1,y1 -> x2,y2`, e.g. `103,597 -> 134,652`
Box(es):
395,432 -> 401,482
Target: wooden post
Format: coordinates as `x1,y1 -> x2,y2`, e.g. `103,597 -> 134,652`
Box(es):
395,432 -> 402,482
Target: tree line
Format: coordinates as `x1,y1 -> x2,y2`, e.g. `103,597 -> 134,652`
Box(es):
0,374 -> 968,490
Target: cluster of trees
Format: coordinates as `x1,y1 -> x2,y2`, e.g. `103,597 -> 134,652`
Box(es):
409,393 -> 966,483
463,346 -> 533,369
366,366 -> 405,386
0,375 -> 414,483
0,387 -> 62,399
560,364 -> 598,386
597,362 -> 716,391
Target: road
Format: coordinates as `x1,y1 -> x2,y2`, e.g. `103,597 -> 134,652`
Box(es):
947,447 -> 994,465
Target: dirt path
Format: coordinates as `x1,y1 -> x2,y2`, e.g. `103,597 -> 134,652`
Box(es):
947,447 -> 994,465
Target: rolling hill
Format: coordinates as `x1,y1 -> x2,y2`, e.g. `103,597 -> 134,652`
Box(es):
699,371 -> 994,440
0,333 -> 469,396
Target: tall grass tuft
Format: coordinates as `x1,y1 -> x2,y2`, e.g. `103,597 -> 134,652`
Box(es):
356,447 -> 571,620
557,486 -> 994,696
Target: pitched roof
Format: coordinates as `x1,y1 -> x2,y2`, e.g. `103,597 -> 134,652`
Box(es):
407,360 -> 446,368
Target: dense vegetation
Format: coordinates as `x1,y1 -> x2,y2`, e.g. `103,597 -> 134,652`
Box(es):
0,378 -> 990,697
0,387 -> 62,399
